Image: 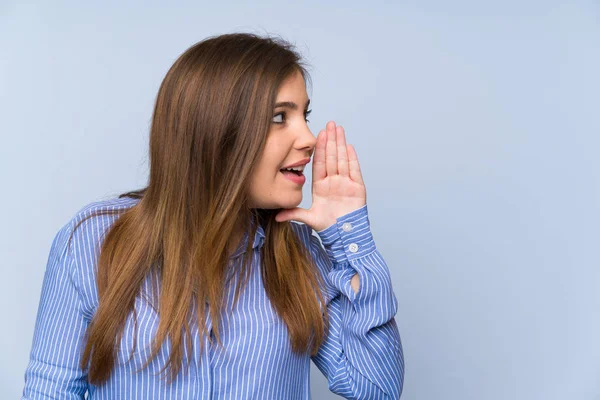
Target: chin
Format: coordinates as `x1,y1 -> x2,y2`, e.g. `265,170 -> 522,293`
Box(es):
251,196 -> 302,210
276,194 -> 303,209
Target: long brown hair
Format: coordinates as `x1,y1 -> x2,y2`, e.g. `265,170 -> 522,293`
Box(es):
75,32 -> 329,385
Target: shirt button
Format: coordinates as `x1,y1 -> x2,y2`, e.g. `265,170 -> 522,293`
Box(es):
349,243 -> 359,253
342,222 -> 353,232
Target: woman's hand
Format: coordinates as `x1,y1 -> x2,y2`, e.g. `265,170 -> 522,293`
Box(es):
275,120 -> 367,232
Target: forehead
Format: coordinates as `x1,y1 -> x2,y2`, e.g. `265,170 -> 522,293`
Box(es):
276,70 -> 307,98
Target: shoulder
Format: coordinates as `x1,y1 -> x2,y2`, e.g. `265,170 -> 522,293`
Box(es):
55,195 -> 141,313
67,195 -> 141,250
72,195 -> 141,225
48,195 -> 139,252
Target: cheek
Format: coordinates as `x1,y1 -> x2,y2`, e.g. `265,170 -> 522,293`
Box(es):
256,148 -> 285,178
249,164 -> 277,196
248,142 -> 294,199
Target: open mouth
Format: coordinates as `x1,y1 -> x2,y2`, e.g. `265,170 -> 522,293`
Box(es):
279,169 -> 303,176
279,167 -> 306,185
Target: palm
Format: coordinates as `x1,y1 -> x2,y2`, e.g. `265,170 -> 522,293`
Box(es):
276,121 -> 367,232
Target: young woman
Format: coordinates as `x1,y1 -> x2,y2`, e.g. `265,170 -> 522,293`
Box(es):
22,32 -> 404,399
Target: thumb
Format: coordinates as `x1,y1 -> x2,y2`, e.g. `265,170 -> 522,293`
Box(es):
275,207 -> 311,224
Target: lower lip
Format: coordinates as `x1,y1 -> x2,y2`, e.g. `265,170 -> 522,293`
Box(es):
280,170 -> 306,185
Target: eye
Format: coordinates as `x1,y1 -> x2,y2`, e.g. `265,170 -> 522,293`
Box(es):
271,109 -> 313,124
272,112 -> 285,124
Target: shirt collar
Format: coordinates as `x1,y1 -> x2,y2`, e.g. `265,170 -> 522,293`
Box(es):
231,215 -> 265,258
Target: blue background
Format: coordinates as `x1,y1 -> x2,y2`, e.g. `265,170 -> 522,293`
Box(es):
1,1 -> 599,398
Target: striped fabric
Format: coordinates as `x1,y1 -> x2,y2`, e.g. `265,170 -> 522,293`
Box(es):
22,196 -> 404,399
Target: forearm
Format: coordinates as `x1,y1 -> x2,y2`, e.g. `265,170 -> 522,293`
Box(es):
310,205 -> 404,398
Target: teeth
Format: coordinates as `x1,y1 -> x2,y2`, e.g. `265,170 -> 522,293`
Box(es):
282,165 -> 304,172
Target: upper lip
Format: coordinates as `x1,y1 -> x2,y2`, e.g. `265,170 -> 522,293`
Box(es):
281,158 -> 311,169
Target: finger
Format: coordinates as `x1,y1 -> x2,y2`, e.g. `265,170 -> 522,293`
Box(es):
326,121 -> 337,176
347,144 -> 364,185
336,125 -> 349,177
275,207 -> 311,225
312,130 -> 327,181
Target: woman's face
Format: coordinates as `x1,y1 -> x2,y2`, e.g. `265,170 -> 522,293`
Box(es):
247,70 -> 317,209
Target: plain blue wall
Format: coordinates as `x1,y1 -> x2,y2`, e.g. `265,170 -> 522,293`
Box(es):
2,1 -> 599,399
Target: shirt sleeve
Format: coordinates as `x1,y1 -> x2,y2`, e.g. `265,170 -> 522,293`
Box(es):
22,221 -> 89,399
309,204 -> 404,400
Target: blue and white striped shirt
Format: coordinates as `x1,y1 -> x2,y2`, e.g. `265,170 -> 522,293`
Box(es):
22,196 -> 404,399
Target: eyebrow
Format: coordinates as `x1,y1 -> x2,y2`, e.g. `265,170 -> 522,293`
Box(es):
274,99 -> 311,110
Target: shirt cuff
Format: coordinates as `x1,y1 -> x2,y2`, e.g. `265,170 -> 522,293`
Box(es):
315,204 -> 376,265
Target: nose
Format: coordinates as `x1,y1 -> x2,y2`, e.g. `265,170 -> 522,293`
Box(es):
296,124 -> 317,158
